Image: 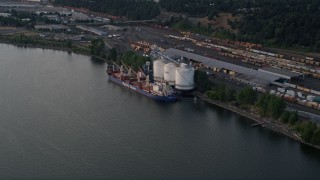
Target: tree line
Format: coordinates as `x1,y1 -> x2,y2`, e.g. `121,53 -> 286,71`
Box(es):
89,38 -> 149,71
0,10 -> 60,27
195,69 -> 320,145
54,0 -> 320,51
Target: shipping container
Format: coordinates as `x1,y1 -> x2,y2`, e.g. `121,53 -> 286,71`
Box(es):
313,91 -> 320,96
297,86 -> 304,91
297,99 -> 306,105
289,83 -> 297,88
306,102 -> 313,107
303,88 -> 311,93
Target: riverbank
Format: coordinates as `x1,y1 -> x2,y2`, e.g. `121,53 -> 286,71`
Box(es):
0,40 -> 114,65
193,92 -> 320,150
0,37 -> 91,56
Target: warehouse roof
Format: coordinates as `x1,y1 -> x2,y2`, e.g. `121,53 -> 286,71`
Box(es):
0,3 -> 39,8
258,67 -> 302,80
34,24 -> 69,30
233,74 -> 271,87
162,48 -> 281,83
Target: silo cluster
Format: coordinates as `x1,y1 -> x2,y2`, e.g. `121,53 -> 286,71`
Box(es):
153,59 -> 195,90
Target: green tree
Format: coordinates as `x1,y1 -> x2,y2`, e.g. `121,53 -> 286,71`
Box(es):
108,48 -> 117,61
236,86 -> 257,105
67,40 -> 72,48
120,51 -> 150,71
225,87 -> 236,101
256,94 -> 286,118
280,111 -> 290,123
90,38 -> 105,57
256,94 -> 271,116
296,121 -> 317,142
288,111 -> 298,125
301,127 -> 315,142
311,129 -> 320,145
194,70 -> 212,92
268,96 -> 286,119
215,84 -> 226,101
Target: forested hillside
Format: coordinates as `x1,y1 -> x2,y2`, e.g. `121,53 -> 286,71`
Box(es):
54,0 -> 320,51
160,0 -> 320,51
53,0 -> 160,20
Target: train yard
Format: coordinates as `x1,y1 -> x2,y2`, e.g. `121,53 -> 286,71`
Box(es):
111,25 -> 320,119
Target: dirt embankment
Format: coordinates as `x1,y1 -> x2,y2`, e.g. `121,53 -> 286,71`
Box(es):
189,12 -> 242,33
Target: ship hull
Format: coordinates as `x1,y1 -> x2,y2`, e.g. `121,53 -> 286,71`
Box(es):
108,75 -> 177,102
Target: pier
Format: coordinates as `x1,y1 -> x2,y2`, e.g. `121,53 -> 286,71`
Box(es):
251,122 -> 266,127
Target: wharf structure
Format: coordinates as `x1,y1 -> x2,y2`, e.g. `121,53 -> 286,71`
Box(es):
161,48 -> 283,89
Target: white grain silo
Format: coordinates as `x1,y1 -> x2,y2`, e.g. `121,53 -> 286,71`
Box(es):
164,63 -> 177,85
175,63 -> 195,90
153,59 -> 166,82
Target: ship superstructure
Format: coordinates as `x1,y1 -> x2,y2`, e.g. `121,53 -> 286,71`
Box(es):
107,61 -> 177,102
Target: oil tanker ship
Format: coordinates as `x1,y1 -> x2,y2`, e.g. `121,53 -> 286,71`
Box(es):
107,62 -> 177,102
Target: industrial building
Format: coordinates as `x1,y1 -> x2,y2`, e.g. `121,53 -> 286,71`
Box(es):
34,24 -> 70,32
43,14 -> 60,22
27,0 -> 48,3
93,17 -> 110,23
0,3 -> 40,8
258,67 -> 303,80
76,25 -> 107,36
0,12 -> 10,17
102,25 -> 124,31
162,48 -> 281,88
71,12 -> 91,21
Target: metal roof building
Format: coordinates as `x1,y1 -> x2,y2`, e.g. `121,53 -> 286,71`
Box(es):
258,67 -> 303,80
162,48 -> 281,84
76,25 -> 107,36
34,24 -> 70,31
0,3 -> 40,8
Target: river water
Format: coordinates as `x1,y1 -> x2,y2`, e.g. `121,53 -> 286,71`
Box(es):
0,43 -> 320,179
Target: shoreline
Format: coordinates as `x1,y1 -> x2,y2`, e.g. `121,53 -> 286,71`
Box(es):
0,40 -> 92,57
193,92 -> 320,150
0,41 -> 111,63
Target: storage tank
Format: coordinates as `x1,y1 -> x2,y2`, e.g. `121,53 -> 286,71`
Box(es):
164,63 -> 177,85
153,59 -> 166,82
175,63 -> 195,90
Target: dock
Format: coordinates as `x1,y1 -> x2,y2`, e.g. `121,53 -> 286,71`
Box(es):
251,122 -> 266,127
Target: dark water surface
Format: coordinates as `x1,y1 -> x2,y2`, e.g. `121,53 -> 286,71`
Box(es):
0,43 -> 320,179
